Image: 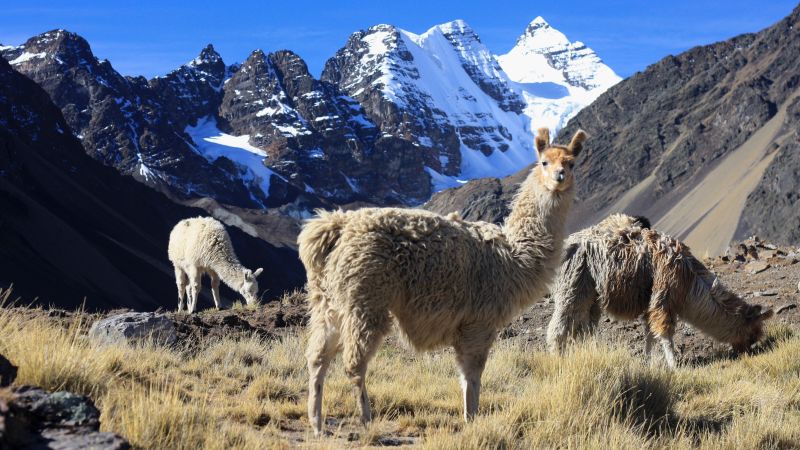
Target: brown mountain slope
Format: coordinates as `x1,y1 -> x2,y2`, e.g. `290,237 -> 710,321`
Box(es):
0,58 -> 305,310
427,5 -> 800,254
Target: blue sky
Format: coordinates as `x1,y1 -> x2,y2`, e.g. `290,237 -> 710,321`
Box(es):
1,0 -> 796,79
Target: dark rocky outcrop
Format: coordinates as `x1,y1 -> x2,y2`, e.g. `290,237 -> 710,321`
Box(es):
423,169 -> 527,224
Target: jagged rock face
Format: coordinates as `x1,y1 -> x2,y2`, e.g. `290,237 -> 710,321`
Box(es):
218,48 -> 431,203
0,56 -> 305,309
148,44 -> 230,130
0,30 -> 262,207
737,99 -> 800,243
322,24 -> 461,182
437,21 -> 525,114
322,22 -> 536,191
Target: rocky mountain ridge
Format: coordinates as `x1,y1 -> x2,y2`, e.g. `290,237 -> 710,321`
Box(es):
2,19 -> 619,210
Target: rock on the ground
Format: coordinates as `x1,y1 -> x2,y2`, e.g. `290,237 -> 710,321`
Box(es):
89,312 -> 177,346
754,290 -> 778,297
0,355 -> 16,387
0,386 -> 129,449
746,261 -> 771,275
777,303 -> 798,314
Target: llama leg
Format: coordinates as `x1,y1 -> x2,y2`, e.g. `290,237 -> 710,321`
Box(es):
174,266 -> 188,312
640,316 -> 655,362
209,271 -> 222,310
641,317 -> 654,358
454,328 -> 495,422
547,249 -> 596,353
546,279 -> 598,353
341,309 -> 390,427
306,303 -> 341,436
659,336 -> 678,368
187,267 -> 202,314
648,286 -> 678,368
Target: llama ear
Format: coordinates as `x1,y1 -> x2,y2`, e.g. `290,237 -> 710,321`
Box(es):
253,268 -> 264,278
535,127 -> 550,155
568,130 -> 588,156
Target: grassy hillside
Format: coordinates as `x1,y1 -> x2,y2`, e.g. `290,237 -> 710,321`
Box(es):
1,289 -> 799,449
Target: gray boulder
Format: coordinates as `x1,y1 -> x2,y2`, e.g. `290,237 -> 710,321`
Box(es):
1,386 -> 129,450
89,312 -> 177,346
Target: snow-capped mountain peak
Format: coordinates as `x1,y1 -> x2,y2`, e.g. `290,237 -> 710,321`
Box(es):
494,17 -> 621,134
499,16 -> 620,91
188,44 -> 223,68
517,16 -> 568,47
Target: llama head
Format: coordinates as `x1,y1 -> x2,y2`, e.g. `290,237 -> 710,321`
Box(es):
242,267 -> 264,305
534,128 -> 587,192
711,279 -> 774,352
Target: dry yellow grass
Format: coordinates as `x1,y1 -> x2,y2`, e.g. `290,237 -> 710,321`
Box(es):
1,296 -> 799,449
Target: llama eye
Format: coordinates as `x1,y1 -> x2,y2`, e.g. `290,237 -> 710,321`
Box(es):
541,161 -> 549,167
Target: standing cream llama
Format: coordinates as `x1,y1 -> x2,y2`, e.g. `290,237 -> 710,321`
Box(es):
298,128 -> 587,434
168,217 -> 263,313
546,214 -> 773,367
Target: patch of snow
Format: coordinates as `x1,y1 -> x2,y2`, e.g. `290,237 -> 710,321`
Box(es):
255,102 -> 294,117
274,123 -> 312,137
185,116 -> 286,202
341,172 -> 360,193
425,166 -> 468,192
349,113 -> 375,128
9,52 -> 47,65
137,153 -> 159,181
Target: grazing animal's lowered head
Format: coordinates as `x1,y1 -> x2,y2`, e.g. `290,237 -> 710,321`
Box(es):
709,279 -> 774,352
241,268 -> 264,305
534,127 -> 587,192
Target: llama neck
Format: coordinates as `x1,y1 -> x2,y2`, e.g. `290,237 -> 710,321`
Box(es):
680,270 -> 749,344
215,257 -> 247,293
503,170 -> 573,267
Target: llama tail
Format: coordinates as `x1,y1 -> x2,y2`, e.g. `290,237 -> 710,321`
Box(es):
297,209 -> 348,281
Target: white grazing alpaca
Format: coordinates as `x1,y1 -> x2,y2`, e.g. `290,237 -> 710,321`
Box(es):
298,128 -> 587,434
168,217 -> 263,313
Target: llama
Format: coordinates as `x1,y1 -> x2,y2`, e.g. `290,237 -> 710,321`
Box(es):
298,128 -> 587,434
168,217 -> 263,313
546,214 -> 774,367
